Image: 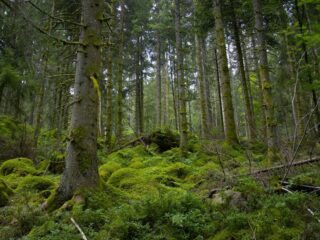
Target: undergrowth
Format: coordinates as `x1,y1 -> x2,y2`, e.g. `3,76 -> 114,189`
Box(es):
0,129 -> 320,239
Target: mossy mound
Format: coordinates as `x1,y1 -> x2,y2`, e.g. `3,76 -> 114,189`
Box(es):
99,161 -> 122,181
0,178 -> 13,207
0,158 -> 37,176
17,175 -> 56,192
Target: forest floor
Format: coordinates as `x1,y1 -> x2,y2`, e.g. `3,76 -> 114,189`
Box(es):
1,126 -> 320,239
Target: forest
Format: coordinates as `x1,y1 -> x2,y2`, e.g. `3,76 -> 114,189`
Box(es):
0,0 -> 320,239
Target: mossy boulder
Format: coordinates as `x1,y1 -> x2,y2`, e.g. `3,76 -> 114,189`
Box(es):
0,158 -> 37,176
0,178 -> 13,207
99,161 -> 122,181
17,176 -> 56,192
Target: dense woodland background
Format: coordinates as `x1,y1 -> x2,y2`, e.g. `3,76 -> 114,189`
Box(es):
0,0 -> 320,239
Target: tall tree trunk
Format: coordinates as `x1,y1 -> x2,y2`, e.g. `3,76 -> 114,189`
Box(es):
105,41 -> 113,148
214,47 -> 225,137
156,33 -> 162,129
251,34 -> 267,140
135,36 -> 144,135
231,2 -> 256,140
201,38 -> 214,131
115,1 -> 124,143
57,0 -> 102,201
162,54 -> 169,127
213,0 -> 238,144
175,0 -> 188,154
253,0 -> 278,158
195,34 -> 210,139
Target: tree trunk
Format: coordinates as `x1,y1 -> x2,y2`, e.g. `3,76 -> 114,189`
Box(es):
195,34 -> 210,139
135,36 -> 144,135
213,0 -> 238,144
231,2 -> 256,140
115,1 -> 125,143
251,34 -> 267,140
253,0 -> 278,158
214,47 -> 225,137
175,0 -> 188,154
57,0 -> 102,201
156,33 -> 162,129
105,41 -> 113,148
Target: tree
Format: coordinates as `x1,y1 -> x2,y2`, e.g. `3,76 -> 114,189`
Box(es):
213,0 -> 238,144
252,0 -> 278,158
175,0 -> 188,154
56,0 -> 103,201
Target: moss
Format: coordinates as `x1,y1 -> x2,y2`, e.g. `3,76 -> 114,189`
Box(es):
107,167 -> 138,187
0,158 -> 37,176
99,161 -> 122,181
0,178 -> 13,207
165,162 -> 191,179
17,176 -> 56,192
128,160 -> 145,169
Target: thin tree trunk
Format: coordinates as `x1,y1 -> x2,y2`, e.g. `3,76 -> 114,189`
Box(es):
156,33 -> 162,129
195,34 -> 210,139
214,47 -> 225,137
252,34 -> 267,140
253,0 -> 278,158
231,2 -> 256,140
115,1 -> 124,143
213,0 -> 238,144
175,0 -> 188,154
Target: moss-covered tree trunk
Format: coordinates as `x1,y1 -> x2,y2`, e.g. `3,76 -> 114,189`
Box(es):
115,1 -> 125,143
231,3 -> 256,140
213,0 -> 238,144
57,0 -> 102,200
253,0 -> 278,158
175,0 -> 188,154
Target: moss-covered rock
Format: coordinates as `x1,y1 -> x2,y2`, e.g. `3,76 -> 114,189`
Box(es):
17,175 -> 56,192
0,158 -> 37,176
99,161 -> 122,181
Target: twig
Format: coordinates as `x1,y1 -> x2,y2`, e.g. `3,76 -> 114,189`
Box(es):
71,217 -> 88,240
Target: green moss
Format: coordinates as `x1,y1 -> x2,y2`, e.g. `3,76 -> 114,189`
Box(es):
99,161 -> 122,181
0,158 -> 37,176
17,176 -> 56,192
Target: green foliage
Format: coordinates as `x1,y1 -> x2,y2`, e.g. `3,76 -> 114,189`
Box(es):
0,178 -> 13,207
0,116 -> 34,161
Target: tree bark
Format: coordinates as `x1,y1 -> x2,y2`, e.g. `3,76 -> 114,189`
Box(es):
175,0 -> 188,154
195,34 -> 210,139
213,0 -> 238,144
156,33 -> 162,129
57,0 -> 102,200
115,1 -> 125,143
231,2 -> 256,140
253,0 -> 278,158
